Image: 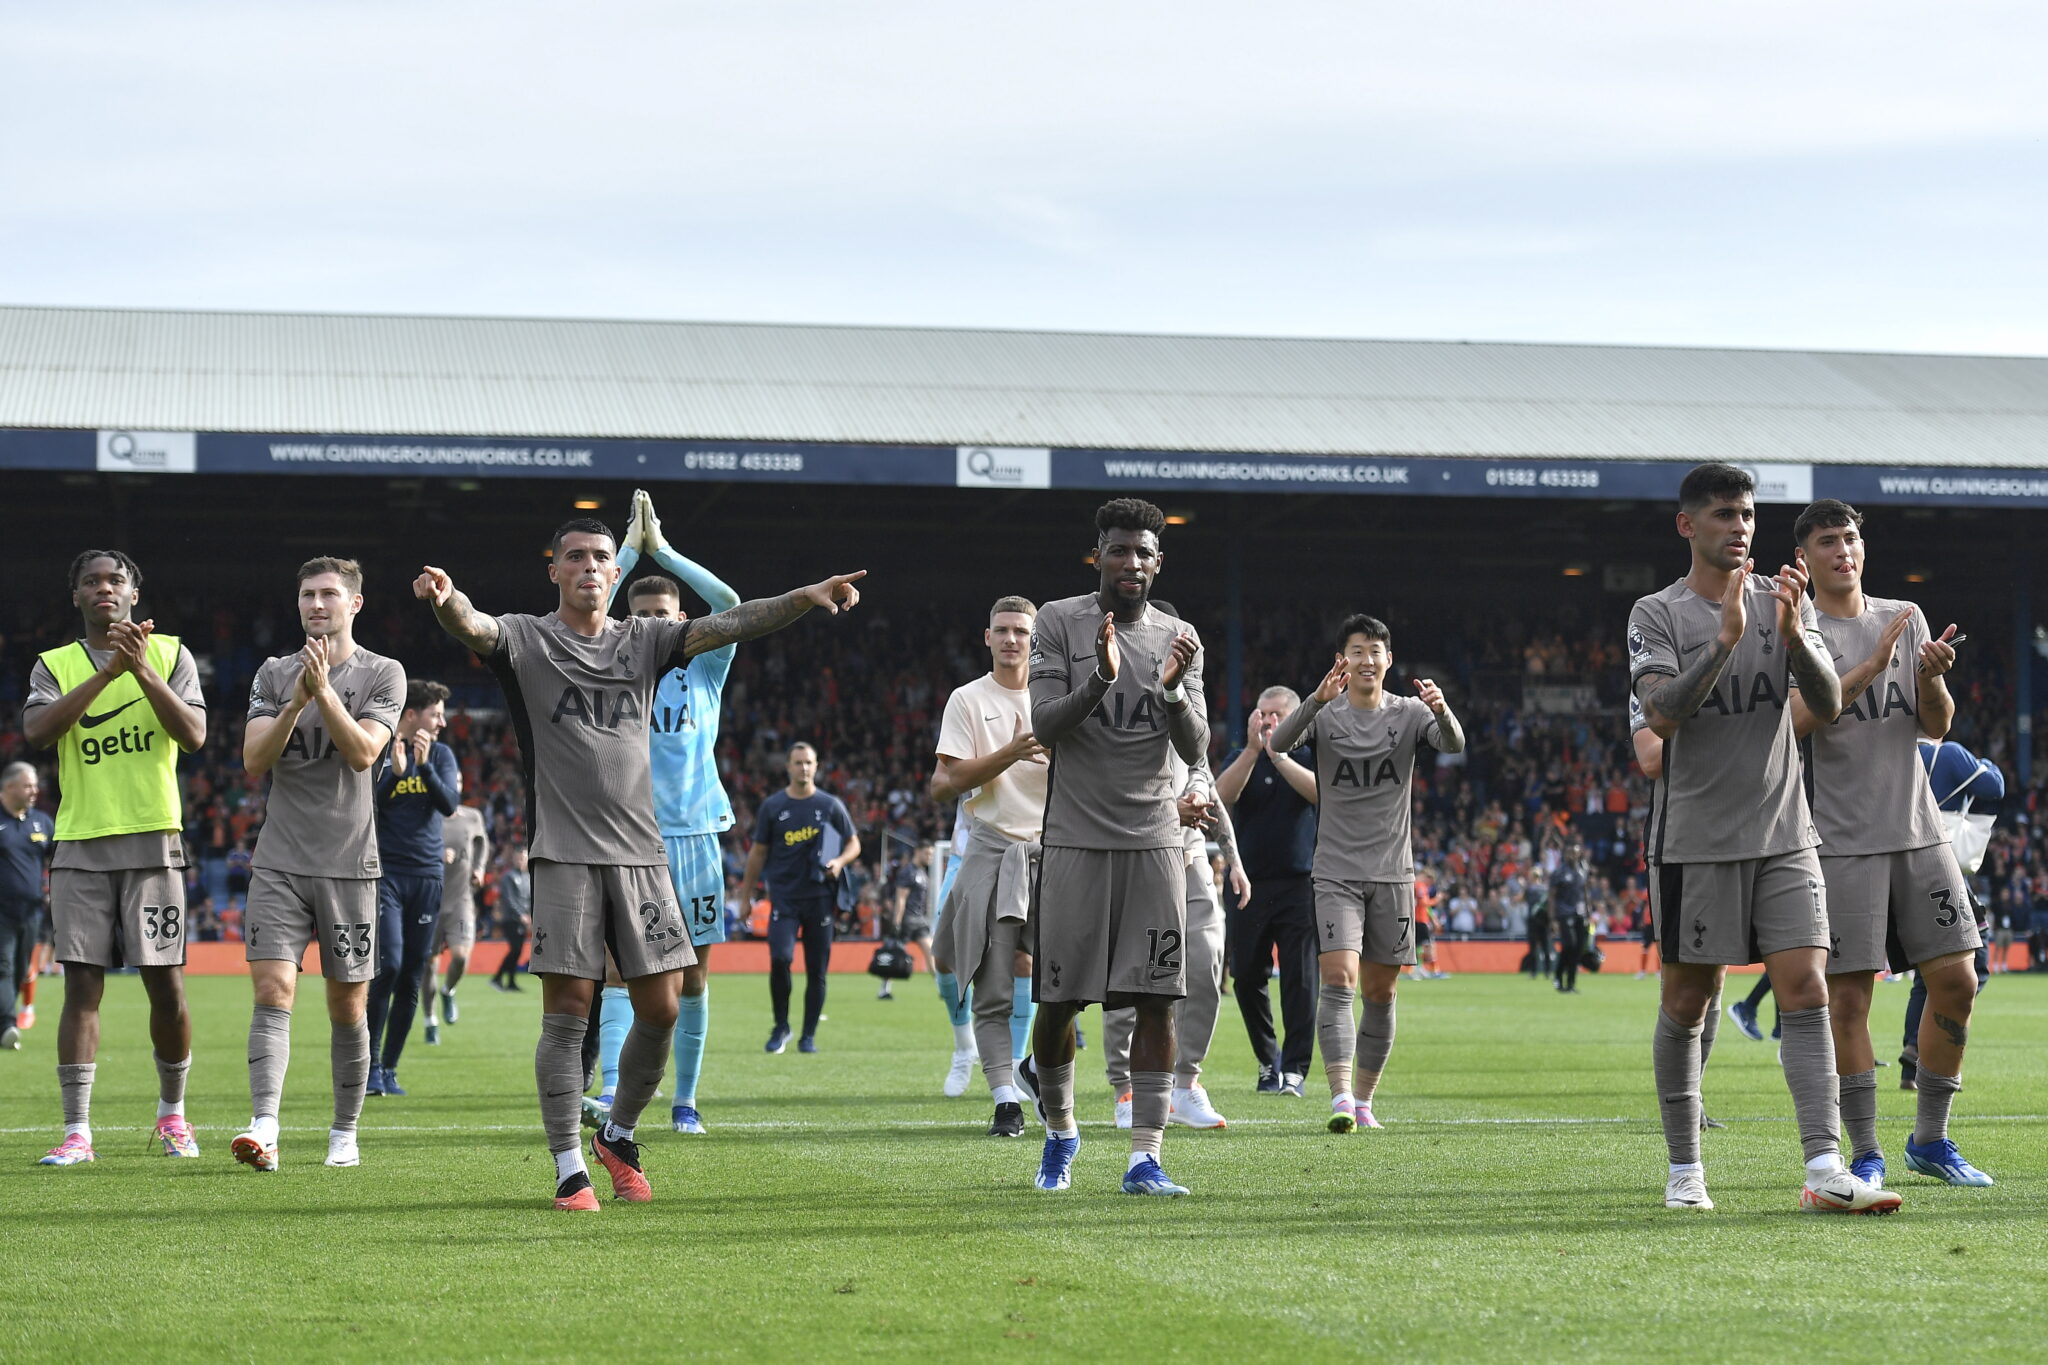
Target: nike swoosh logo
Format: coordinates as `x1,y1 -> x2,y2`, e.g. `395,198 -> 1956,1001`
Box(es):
1678,641 -> 1710,658
80,698 -> 142,728
546,1088 -> 577,1098
1069,653 -> 1095,662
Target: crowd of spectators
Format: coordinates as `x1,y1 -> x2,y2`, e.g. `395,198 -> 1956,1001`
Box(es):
4,590 -> 2046,963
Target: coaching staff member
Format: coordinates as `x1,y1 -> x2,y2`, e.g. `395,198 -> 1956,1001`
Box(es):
1214,685 -> 1320,1094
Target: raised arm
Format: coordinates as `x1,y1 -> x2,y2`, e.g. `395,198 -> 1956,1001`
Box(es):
680,572 -> 866,659
414,566 -> 501,656
1791,608 -> 1907,738
1271,656 -> 1347,753
243,662 -> 306,778
1773,563 -> 1840,724
1914,615 -> 1959,741
1413,678 -> 1465,754
1030,610 -> 1111,748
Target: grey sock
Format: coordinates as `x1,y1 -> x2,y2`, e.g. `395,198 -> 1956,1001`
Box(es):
1914,1068 -> 1961,1146
536,1013 -> 589,1155
1041,1060 -> 1077,1134
330,1018 -> 370,1133
1652,1010 -> 1703,1166
609,1019 -> 674,1132
1777,1005 -> 1840,1162
1318,986 -> 1357,1097
1700,985 -> 1723,1067
1839,1068 -> 1879,1159
57,1062 -> 96,1131
1130,1069 -> 1170,1159
154,1052 -> 192,1109
247,1004 -> 292,1120
1355,998 -> 1396,1100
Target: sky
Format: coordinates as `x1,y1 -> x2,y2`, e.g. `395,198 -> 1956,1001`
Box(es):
4,1 -> 2044,354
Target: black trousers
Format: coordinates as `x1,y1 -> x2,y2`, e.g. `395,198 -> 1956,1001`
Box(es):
1227,874 -> 1318,1075
493,918 -> 527,984
1524,919 -> 1552,977
1554,916 -> 1584,990
0,897 -> 38,1031
769,898 -> 834,1036
367,872 -> 443,1070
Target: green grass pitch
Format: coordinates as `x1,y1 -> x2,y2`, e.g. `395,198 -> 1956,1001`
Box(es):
2,969 -> 2042,1361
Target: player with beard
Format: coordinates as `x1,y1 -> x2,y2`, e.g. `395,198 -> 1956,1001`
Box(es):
1790,499 -> 1991,1187
1630,463 -> 1894,1214
1020,498 -> 1206,1196
415,519 -> 863,1210
22,550 -> 207,1165
930,596 -> 1047,1135
1268,614 -> 1464,1134
234,557 -> 405,1171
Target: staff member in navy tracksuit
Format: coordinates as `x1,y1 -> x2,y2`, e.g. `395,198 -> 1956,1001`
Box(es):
366,680 -> 458,1095
739,742 -> 860,1056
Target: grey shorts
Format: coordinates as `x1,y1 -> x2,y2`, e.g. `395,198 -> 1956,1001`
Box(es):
1312,878 -> 1418,965
1651,848 -> 1829,966
245,867 -> 379,982
1822,845 -> 1981,975
1033,845 -> 1186,1007
436,887 -> 477,952
50,866 -> 188,970
529,859 -> 696,982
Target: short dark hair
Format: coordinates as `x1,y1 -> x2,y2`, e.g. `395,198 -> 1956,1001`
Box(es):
404,679 -> 451,713
1337,613 -> 1391,651
1677,463 -> 1755,513
1094,498 -> 1167,543
989,595 -> 1036,619
789,741 -> 817,759
627,574 -> 681,603
1793,498 -> 1864,548
69,549 -> 142,592
297,556 -> 364,594
550,518 -> 616,558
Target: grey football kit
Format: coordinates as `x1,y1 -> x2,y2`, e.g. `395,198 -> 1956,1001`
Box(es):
1028,595 -> 1208,1008
1807,600 -> 1978,974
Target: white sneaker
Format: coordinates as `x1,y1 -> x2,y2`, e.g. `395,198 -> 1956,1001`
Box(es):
1801,1166 -> 1902,1215
1113,1091 -> 1133,1129
943,1048 -> 976,1098
325,1130 -> 361,1167
1169,1085 -> 1228,1129
1664,1169 -> 1713,1209
1279,1071 -> 1305,1097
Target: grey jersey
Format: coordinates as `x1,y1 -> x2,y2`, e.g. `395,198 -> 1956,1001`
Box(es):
1629,576 -> 1820,865
25,643 -> 205,872
249,646 -> 405,879
443,804 -> 489,902
1307,693 -> 1442,883
487,611 -> 686,866
1029,595 -> 1206,851
1807,598 -> 1947,856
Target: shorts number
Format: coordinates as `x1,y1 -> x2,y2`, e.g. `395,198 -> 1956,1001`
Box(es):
640,901 -> 680,944
1145,927 -> 1182,971
331,922 -> 372,959
1930,888 -> 1959,929
1395,915 -> 1412,951
688,895 -> 720,931
142,905 -> 183,942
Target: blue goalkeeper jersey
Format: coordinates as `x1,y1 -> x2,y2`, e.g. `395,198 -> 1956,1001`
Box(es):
650,644 -> 736,837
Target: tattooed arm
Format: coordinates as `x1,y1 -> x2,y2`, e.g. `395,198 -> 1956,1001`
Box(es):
1771,563 -> 1841,724
680,572 -> 866,659
414,567 -> 501,656
1637,643 -> 1736,741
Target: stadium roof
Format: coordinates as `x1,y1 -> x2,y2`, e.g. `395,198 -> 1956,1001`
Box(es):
2,304 -> 2045,468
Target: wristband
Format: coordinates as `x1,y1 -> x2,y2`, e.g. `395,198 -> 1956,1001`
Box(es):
1163,683 -> 1185,704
